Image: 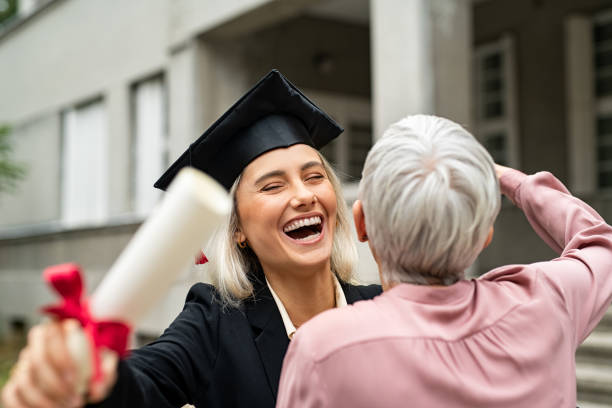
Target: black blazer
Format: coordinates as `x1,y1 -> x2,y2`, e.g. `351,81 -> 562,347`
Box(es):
92,277 -> 381,408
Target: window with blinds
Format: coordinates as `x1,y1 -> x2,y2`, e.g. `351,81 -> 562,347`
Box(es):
310,92 -> 372,184
321,122 -> 372,181
131,75 -> 167,216
474,35 -> 519,168
61,99 -> 108,226
594,11 -> 612,189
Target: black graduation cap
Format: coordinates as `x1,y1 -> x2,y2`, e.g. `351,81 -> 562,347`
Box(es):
154,69 -> 343,191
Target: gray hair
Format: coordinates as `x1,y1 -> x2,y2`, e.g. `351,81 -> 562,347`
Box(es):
359,115 -> 500,286
205,152 -> 357,307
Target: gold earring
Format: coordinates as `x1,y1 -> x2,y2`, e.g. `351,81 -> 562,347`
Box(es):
238,240 -> 247,249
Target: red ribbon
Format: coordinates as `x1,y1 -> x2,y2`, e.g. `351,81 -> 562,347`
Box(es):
196,250 -> 209,265
42,263 -> 131,384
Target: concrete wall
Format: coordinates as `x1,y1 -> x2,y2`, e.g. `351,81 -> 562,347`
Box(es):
0,223 -> 136,328
474,0 -> 612,180
0,0 -> 378,335
168,0 -> 272,48
0,0 -> 169,123
474,0 -> 612,272
241,15 -> 370,98
0,0 -> 171,226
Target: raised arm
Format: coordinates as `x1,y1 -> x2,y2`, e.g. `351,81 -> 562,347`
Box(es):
2,283 -> 219,408
498,166 -> 612,344
89,283 -> 220,407
1,320 -> 118,408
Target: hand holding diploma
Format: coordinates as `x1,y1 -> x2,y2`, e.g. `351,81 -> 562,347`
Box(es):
1,168 -> 231,407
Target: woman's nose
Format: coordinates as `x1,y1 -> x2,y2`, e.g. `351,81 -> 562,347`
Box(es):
290,183 -> 316,208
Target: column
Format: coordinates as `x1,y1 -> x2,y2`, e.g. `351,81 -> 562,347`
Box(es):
370,0 -> 473,139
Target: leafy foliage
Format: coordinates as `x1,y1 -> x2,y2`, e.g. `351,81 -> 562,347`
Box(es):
0,0 -> 17,25
0,125 -> 26,193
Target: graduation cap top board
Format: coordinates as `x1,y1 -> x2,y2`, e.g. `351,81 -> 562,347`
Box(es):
154,69 -> 343,191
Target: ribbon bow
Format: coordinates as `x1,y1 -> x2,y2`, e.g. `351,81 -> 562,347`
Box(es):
196,250 -> 209,265
42,263 -> 131,384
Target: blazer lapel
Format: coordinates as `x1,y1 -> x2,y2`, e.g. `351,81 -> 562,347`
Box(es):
341,280 -> 383,304
244,281 -> 290,400
341,281 -> 366,304
244,277 -> 380,399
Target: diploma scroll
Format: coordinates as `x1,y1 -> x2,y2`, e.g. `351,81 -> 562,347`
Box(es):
90,167 -> 231,323
63,167 -> 230,393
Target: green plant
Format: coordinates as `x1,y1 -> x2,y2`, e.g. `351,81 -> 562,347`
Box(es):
0,125 -> 26,193
0,342 -> 20,388
0,0 -> 17,25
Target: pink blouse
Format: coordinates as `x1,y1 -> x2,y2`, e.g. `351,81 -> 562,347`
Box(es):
276,170 -> 612,408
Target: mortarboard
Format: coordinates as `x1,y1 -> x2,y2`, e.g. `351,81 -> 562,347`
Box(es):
154,69 -> 343,191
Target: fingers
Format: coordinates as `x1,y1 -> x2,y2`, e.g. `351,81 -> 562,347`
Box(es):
494,163 -> 512,179
30,322 -> 75,400
87,348 -> 118,403
55,320 -> 79,381
61,319 -> 91,396
2,380 -> 25,408
1,319 -> 118,407
12,354 -> 58,408
3,350 -> 56,408
1,320 -> 85,408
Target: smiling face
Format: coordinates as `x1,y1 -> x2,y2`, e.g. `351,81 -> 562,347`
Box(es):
235,144 -> 337,277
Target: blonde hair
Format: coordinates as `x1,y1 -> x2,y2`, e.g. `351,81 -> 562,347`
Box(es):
204,152 -> 357,307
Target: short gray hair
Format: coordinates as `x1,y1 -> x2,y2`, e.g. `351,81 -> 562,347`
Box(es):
359,115 -> 500,285
205,152 -> 357,307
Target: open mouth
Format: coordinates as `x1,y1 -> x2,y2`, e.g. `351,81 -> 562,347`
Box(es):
283,216 -> 323,242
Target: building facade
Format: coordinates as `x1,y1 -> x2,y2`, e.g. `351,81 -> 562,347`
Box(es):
2,0 -> 612,401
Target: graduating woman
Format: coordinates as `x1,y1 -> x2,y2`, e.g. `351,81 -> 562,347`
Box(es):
2,70 -> 381,408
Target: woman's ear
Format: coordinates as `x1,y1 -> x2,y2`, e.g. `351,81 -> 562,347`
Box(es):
235,229 -> 246,245
352,200 -> 368,242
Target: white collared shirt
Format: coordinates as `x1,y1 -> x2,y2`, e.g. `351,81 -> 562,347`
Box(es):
266,275 -> 347,339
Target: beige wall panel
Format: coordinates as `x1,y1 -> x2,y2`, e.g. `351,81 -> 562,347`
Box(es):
0,0 -> 168,123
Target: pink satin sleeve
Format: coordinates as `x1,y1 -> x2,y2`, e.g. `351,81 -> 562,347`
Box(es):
500,169 -> 612,344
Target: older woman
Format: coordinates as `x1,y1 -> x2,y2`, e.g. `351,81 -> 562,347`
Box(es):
1,70 -> 380,408
277,114 -> 612,407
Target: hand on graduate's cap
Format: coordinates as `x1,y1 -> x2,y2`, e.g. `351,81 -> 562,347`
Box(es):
1,319 -> 118,408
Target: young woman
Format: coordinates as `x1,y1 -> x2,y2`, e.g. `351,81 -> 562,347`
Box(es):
1,71 -> 381,408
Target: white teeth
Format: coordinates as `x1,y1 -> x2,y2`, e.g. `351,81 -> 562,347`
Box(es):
283,216 -> 322,233
295,231 -> 321,241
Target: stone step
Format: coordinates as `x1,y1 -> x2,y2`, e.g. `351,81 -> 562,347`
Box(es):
594,312 -> 612,332
577,331 -> 612,363
578,401 -> 612,408
577,364 -> 612,406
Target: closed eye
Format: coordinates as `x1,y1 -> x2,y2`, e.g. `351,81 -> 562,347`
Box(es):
305,174 -> 325,182
261,183 -> 283,192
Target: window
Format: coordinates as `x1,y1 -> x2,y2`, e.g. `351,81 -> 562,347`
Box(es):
594,11 -> 612,190
132,75 -> 167,216
565,10 -> 612,193
566,14 -> 596,194
61,99 -> 108,226
321,121 -> 372,181
17,0 -> 41,17
310,92 -> 372,183
474,35 -> 519,168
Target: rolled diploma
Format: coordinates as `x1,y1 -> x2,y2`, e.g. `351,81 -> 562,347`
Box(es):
63,167 -> 230,393
90,166 -> 231,323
